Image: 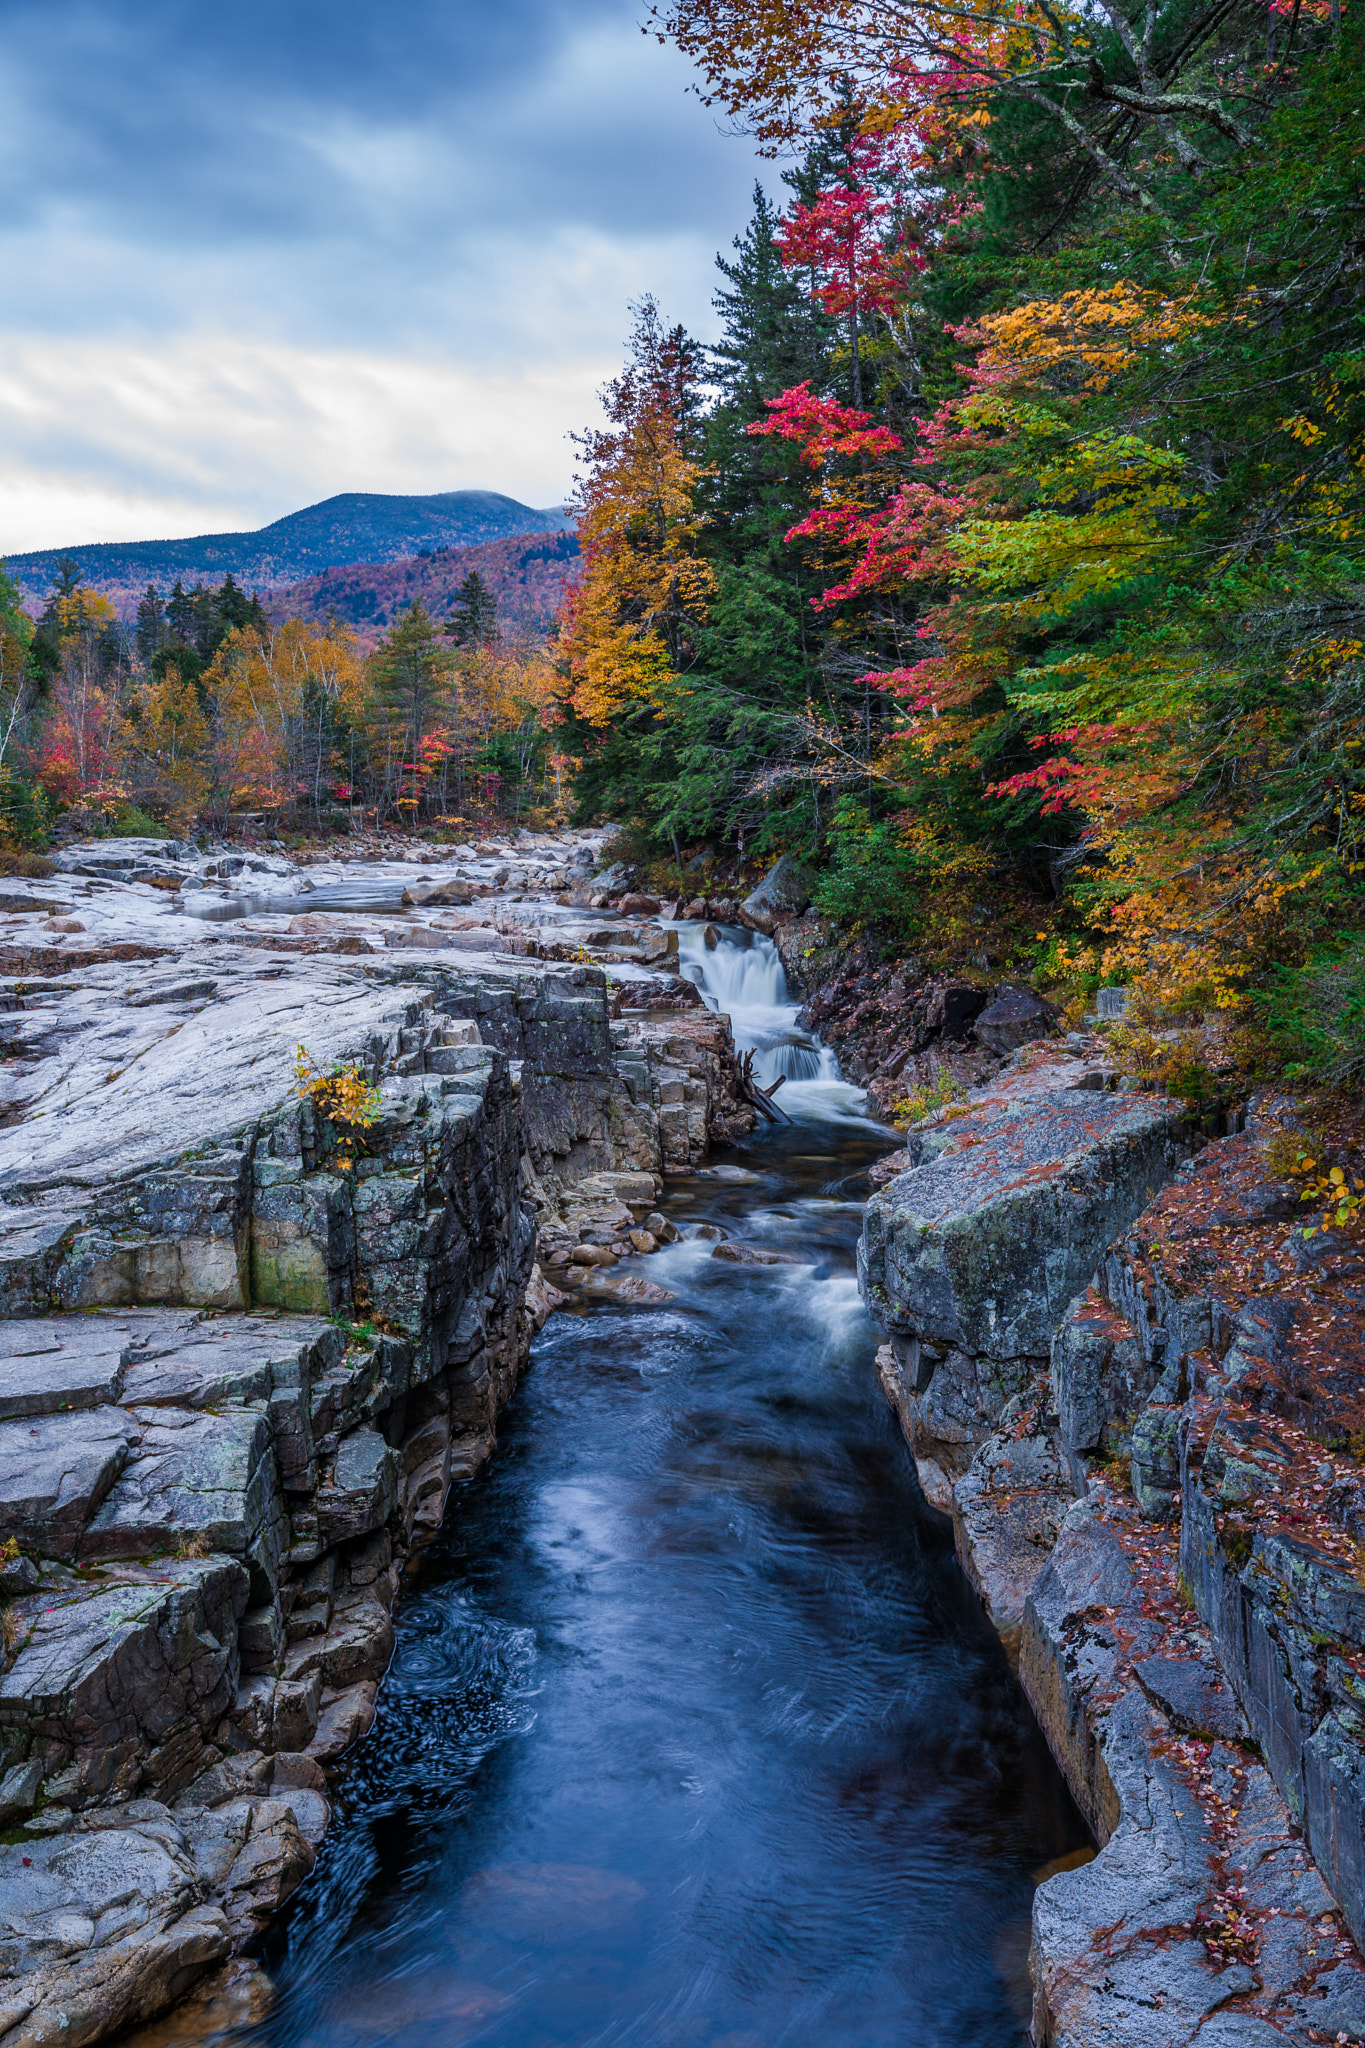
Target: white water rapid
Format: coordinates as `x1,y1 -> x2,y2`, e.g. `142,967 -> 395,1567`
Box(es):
677,923 -> 872,1124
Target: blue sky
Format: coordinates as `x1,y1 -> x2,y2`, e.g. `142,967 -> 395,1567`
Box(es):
0,0 -> 768,551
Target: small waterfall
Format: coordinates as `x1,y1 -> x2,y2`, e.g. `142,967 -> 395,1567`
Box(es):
677,924 -> 868,1121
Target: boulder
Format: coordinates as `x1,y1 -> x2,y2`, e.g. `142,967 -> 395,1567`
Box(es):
738,856 -> 815,935
868,1148 -> 914,1189
973,988 -> 1058,1055
860,1091 -> 1190,1362
575,1272 -> 674,1306
314,1428 -> 398,1548
401,879 -> 473,908
710,1243 -> 813,1266
925,982 -> 987,1040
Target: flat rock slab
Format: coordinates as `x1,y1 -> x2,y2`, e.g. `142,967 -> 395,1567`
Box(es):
0,1322 -> 131,1419
860,1089 -> 1189,1360
81,1408 -> 285,1598
119,1313 -> 340,1409
0,961 -> 416,1199
0,1409 -> 139,1558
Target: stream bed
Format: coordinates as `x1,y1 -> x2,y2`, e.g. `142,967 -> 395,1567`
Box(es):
251,933 -> 1089,2048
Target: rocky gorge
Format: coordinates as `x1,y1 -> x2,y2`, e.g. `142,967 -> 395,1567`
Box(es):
0,832 -> 1359,2047
856,1024 -> 1365,2043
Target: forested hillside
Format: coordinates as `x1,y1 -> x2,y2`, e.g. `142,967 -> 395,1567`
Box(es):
270,531 -> 579,645
559,0 -> 1365,1088
0,552 -> 564,840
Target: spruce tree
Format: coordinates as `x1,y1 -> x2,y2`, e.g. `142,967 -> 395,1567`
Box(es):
371,602 -> 449,760
702,181 -> 839,567
135,587 -> 166,666
444,571 -> 499,647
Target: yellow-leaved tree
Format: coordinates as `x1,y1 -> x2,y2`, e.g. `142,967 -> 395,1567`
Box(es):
119,662 -> 211,830
41,588 -> 124,808
204,617 -> 369,826
560,298 -> 715,728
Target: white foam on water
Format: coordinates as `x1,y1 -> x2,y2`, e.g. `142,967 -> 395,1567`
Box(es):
677,925 -> 875,1125
797,1270 -> 871,1347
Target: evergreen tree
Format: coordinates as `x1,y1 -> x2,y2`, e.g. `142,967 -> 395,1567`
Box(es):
370,601 -> 449,760
135,587 -> 166,667
702,181 -> 840,568
166,579 -> 195,644
444,571 -> 499,647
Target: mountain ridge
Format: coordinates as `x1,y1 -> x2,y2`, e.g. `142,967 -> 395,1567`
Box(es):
3,489 -> 574,606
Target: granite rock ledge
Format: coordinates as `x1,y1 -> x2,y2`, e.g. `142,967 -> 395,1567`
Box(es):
862,1052 -> 1365,2043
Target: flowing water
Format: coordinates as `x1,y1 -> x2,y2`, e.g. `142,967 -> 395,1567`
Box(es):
251,931 -> 1089,2048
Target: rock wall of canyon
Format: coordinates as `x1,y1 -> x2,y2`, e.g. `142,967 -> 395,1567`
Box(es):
860,1043 -> 1365,2046
0,834 -> 750,2048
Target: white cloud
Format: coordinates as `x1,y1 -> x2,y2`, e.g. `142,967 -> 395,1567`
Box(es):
0,326 -> 605,552
0,1 -> 773,554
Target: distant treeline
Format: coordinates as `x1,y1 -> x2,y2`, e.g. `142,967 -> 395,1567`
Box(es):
0,550 -> 567,839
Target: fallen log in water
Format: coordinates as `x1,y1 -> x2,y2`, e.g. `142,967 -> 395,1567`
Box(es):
737,1049 -> 790,1123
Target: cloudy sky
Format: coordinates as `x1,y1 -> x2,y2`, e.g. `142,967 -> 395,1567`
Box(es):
0,0 -> 768,553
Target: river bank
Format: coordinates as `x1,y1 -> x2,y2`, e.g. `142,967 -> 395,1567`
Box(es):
852,1010 -> 1365,2042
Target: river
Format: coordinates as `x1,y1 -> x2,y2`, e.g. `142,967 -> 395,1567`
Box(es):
250,927 -> 1089,2048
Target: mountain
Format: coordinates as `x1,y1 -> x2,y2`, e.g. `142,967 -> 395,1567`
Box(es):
3,490 -> 574,608
269,531 -> 580,646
